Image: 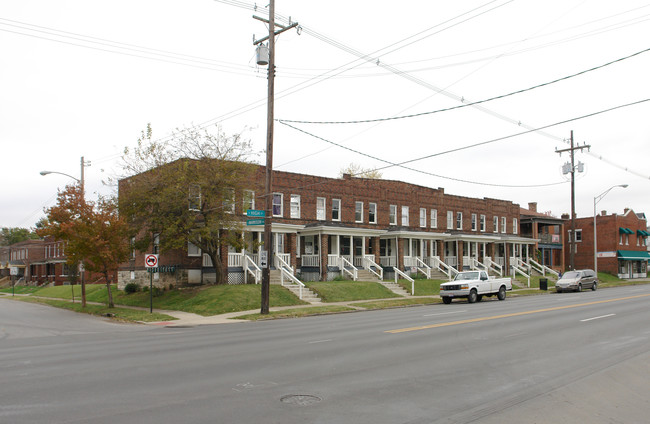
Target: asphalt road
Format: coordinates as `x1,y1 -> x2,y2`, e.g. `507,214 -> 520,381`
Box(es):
2,285 -> 649,424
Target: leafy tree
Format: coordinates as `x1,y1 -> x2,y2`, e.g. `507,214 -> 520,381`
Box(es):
0,227 -> 39,246
339,162 -> 382,179
118,124 -> 257,285
39,185 -> 130,308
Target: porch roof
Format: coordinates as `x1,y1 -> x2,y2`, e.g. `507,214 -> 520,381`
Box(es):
446,233 -> 501,243
496,235 -> 538,244
300,224 -> 386,237
381,228 -> 450,240
243,222 -> 304,233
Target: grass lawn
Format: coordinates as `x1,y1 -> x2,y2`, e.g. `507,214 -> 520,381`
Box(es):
0,286 -> 41,295
235,305 -> 357,320
395,278 -> 446,296
514,274 -> 559,289
305,280 -> 397,302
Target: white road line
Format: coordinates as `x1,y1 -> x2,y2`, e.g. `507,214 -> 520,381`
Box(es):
308,339 -> 332,344
580,314 -> 616,322
423,310 -> 467,317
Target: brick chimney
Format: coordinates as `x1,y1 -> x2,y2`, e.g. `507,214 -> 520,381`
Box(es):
528,202 -> 537,212
624,208 -> 630,214
561,213 -> 569,220
601,210 -> 607,216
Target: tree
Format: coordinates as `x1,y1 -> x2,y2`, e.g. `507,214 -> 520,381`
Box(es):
339,163 -> 382,179
118,124 -> 257,285
0,227 -> 39,246
39,185 -> 130,308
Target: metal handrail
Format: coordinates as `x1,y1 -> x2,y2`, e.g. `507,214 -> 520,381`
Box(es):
393,267 -> 415,295
340,256 -> 358,281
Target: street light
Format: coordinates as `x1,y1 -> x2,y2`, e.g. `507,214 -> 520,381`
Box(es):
593,184 -> 628,276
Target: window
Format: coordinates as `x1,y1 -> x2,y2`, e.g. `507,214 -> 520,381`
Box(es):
569,229 -> 582,242
290,194 -> 300,219
626,234 -> 629,245
401,206 -> 409,226
131,237 -> 136,259
188,184 -> 201,211
456,212 -> 463,230
223,188 -> 235,214
389,205 -> 397,225
480,215 -> 486,232
430,209 -> 437,228
188,240 -> 201,257
243,190 -> 255,215
355,201 -> 363,223
471,213 -> 477,231
332,199 -> 341,221
513,218 -> 518,234
420,208 -> 427,228
501,217 -> 507,233
272,193 -> 283,217
153,233 -> 160,254
493,216 -> 499,233
369,203 -> 377,224
447,211 -> 454,229
316,197 -> 326,220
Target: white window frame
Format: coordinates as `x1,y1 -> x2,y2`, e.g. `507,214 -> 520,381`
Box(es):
401,206 -> 409,226
430,209 -> 437,229
447,211 -> 454,230
480,214 -> 486,232
355,201 -> 364,223
501,217 -> 507,234
153,233 -> 160,255
224,188 -> 235,214
419,208 -> 426,228
332,198 -> 341,221
369,202 -> 377,224
188,184 -> 201,211
493,216 -> 499,233
456,212 -> 463,230
272,193 -> 283,217
389,205 -> 397,225
188,240 -> 201,257
471,213 -> 477,231
290,194 -> 301,219
513,218 -> 518,235
316,197 -> 326,221
243,190 -> 255,215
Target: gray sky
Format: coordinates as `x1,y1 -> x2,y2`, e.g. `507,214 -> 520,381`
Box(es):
2,0 -> 649,228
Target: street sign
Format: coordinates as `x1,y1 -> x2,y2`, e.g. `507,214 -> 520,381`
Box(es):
247,218 -> 265,226
260,250 -> 268,268
247,209 -> 265,217
10,267 -> 18,276
145,254 -> 159,268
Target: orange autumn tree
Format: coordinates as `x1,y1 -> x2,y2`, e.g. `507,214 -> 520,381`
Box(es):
40,185 -> 130,308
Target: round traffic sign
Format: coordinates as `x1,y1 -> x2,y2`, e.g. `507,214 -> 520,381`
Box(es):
145,254 -> 159,268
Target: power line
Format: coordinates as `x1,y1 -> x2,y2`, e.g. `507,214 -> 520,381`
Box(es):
279,98 -> 650,187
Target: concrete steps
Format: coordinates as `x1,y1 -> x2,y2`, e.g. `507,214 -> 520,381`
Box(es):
380,281 -> 411,297
356,269 -> 381,282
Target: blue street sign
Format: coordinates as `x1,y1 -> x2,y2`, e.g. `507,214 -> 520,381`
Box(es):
247,209 -> 265,217
247,218 -> 265,226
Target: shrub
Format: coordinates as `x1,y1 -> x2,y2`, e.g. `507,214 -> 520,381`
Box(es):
124,283 -> 140,294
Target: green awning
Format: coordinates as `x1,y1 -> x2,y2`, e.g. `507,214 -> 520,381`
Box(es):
637,230 -> 650,236
617,250 -> 650,260
619,227 -> 634,234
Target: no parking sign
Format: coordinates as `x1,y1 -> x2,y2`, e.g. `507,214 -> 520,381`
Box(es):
145,254 -> 159,268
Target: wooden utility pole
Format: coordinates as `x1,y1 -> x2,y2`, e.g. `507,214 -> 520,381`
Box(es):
556,131 -> 590,271
253,1 -> 298,314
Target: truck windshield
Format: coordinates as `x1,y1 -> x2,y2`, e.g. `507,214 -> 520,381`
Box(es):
454,272 -> 479,281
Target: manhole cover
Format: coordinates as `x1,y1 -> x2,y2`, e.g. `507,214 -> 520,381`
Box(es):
280,395 -> 322,406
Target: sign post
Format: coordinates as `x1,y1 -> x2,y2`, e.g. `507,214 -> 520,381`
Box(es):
10,266 -> 17,296
145,254 -> 159,313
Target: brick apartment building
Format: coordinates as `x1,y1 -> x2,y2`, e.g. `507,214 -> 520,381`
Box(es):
519,202 -> 565,273
119,163 -> 537,287
564,208 -> 649,278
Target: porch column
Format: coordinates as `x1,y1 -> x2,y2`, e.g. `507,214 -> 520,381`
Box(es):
320,234 -> 329,281
397,238 -> 404,270
457,241 -> 464,270
372,237 -> 380,263
219,229 -> 229,284
505,243 -> 511,272
438,240 -> 444,260
288,233 -> 297,270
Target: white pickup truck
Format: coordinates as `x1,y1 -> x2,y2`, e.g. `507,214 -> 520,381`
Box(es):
440,271 -> 512,304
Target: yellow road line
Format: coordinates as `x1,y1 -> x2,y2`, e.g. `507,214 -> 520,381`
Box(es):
386,293 -> 650,334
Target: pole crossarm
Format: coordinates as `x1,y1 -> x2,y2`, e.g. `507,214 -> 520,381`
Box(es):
253,19 -> 299,45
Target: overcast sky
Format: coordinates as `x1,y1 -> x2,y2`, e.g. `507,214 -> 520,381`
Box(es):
2,0 -> 649,229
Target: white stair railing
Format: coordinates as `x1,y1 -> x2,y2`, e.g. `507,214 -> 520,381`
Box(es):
280,267 -> 305,299
275,253 -> 294,274
471,258 -> 487,272
483,257 -> 503,277
363,254 -> 383,280
243,254 -> 261,284
431,256 -> 458,281
393,267 -> 415,295
415,257 -> 431,279
529,258 -> 560,278
340,256 -> 358,281
511,262 -> 530,287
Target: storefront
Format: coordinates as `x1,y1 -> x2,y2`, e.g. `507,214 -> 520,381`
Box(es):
617,250 -> 650,279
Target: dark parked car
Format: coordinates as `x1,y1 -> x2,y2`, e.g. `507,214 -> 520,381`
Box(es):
556,269 -> 597,293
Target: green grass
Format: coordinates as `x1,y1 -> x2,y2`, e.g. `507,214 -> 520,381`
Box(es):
305,280 -> 397,302
514,274 -> 558,289
354,297 -> 441,309
395,278 -> 447,296
0,286 -> 41,295
235,305 -> 357,320
13,297 -> 176,322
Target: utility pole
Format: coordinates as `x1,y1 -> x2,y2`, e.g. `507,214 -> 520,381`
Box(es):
556,131 -> 590,271
253,1 -> 299,314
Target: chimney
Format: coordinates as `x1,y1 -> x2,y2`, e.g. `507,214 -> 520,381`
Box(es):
624,208 -> 630,214
601,210 -> 607,216
342,173 -> 352,180
528,202 -> 537,212
561,213 -> 570,220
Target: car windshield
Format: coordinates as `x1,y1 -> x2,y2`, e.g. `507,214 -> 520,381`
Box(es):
561,271 -> 580,279
455,272 -> 479,281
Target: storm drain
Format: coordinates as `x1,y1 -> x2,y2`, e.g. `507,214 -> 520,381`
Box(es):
280,395 -> 322,406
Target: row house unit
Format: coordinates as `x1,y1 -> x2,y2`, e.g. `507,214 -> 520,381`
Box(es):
565,208 -> 649,279
119,163 -> 537,287
0,238 -> 109,286
519,202 -> 565,274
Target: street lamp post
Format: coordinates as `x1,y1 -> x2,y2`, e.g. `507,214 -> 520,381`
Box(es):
593,184 -> 628,276
40,156 -> 91,306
